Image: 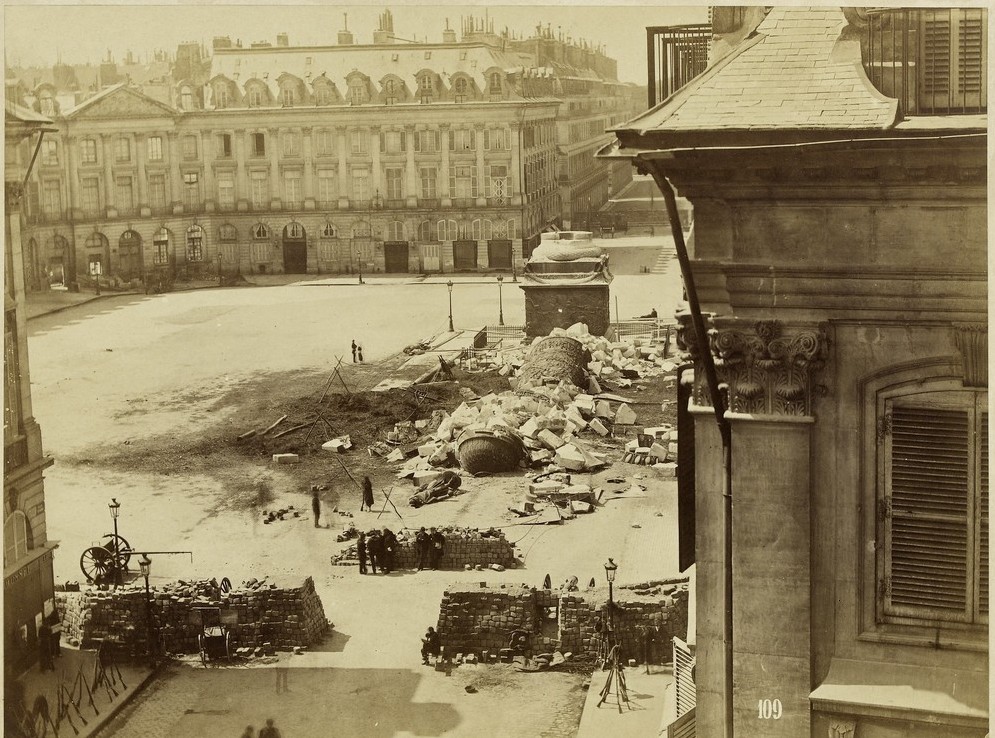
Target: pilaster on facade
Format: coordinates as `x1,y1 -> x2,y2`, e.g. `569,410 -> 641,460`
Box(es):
677,312 -> 830,417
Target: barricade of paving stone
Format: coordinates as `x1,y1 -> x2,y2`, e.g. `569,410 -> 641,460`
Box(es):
331,527 -> 516,570
436,577 -> 688,664
55,576 -> 327,657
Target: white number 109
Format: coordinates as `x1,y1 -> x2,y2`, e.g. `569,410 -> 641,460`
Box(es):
758,699 -> 783,719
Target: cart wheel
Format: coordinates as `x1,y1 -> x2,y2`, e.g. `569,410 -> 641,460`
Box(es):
220,577 -> 232,594
198,635 -> 208,667
80,547 -> 115,582
102,534 -> 133,570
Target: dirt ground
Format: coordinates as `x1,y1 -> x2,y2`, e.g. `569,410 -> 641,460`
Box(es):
61,352 -> 678,522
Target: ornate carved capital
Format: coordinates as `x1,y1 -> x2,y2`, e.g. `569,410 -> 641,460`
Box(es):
5,181 -> 24,209
679,316 -> 829,417
953,323 -> 987,387
828,719 -> 856,738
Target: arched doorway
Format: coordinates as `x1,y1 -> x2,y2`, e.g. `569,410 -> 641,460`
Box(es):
47,235 -> 68,288
85,232 -> 109,279
282,222 -> 307,273
118,230 -> 143,280
383,220 -> 409,273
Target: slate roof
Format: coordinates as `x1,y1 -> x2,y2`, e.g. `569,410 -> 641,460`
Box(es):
619,6 -> 898,135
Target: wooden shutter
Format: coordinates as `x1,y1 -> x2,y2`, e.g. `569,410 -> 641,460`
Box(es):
673,636 -> 696,717
885,405 -> 970,621
956,10 -> 986,109
976,411 -> 988,619
920,11 -> 952,110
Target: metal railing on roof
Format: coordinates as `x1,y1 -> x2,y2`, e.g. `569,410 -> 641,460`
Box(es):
864,7 -> 987,116
646,24 -> 711,109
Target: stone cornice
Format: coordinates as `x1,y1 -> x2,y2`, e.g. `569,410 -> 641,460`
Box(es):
677,313 -> 829,416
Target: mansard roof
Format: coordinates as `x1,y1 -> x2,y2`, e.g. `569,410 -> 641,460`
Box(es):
616,7 -> 898,142
209,41 -> 537,100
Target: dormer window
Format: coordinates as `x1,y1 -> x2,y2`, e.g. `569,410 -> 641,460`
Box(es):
454,77 -> 468,103
418,75 -> 434,104
489,72 -> 503,95
282,88 -> 295,107
349,81 -> 367,105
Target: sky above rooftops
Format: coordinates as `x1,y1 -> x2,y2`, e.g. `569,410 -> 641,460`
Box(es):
5,3 -> 706,86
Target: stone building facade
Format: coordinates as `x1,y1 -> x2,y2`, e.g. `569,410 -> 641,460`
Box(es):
611,6 -> 987,737
10,15 -> 639,289
4,103 -> 59,680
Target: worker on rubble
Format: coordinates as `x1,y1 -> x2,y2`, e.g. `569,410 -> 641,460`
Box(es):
421,627 -> 441,665
429,527 -> 446,570
361,476 -> 375,512
381,527 -> 397,573
415,527 -> 430,570
351,339 -> 358,362
367,529 -> 382,574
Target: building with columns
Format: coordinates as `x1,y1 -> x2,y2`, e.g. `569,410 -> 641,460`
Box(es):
12,14 -> 638,288
611,6 -> 987,738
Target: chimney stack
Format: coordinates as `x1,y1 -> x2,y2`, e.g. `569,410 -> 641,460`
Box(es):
373,9 -> 395,44
338,12 -> 355,45
276,32 -> 289,47
442,17 -> 457,44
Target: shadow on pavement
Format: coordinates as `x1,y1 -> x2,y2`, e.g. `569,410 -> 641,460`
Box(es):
306,630 -> 351,653
150,667 -> 460,738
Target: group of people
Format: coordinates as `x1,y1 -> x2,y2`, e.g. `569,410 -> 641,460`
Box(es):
241,719 -> 281,738
350,340 -> 365,363
356,527 -> 398,574
36,610 -> 62,672
355,526 -> 446,574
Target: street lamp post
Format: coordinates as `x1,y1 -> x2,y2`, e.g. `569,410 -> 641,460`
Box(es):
139,555 -> 156,668
496,275 -> 505,326
446,280 -> 454,332
604,558 -> 618,634
108,498 -> 121,585
356,250 -> 364,285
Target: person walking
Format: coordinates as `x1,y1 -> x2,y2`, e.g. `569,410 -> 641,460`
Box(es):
311,487 -> 322,528
367,530 -> 382,574
48,609 -> 62,658
258,718 -> 282,738
421,626 -> 441,665
429,527 -> 445,570
415,527 -> 430,571
361,476 -> 375,512
351,340 -> 358,363
381,527 -> 397,574
357,532 -> 368,575
357,343 -> 365,363
240,727 -> 255,738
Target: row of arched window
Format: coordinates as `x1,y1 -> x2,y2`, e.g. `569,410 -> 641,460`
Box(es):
209,68 -> 508,110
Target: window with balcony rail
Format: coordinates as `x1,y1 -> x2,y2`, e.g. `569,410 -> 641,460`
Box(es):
646,24 -> 711,108
864,7 -> 987,115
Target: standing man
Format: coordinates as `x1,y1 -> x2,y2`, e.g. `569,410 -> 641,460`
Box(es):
429,527 -> 446,570
357,532 -> 368,575
311,487 -> 322,528
361,476 -> 374,512
258,718 -> 282,738
367,529 -> 382,575
351,340 -> 358,363
37,622 -> 54,672
415,527 -> 429,571
380,527 -> 396,574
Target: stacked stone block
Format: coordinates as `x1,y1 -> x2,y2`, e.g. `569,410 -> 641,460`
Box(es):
55,577 -> 327,656
436,578 -> 689,664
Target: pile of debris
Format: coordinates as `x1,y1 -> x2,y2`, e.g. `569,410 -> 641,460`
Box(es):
330,525 -> 516,570
263,505 -> 301,524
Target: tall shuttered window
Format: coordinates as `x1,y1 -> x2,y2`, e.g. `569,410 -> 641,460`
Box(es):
880,390 -> 988,626
920,8 -> 987,113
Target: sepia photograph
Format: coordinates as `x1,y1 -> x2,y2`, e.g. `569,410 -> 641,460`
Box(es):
2,2 -> 988,737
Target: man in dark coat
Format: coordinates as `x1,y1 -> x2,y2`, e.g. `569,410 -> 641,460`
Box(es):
357,532 -> 368,575
415,527 -> 430,570
429,528 -> 445,570
381,527 -> 397,574
37,623 -> 54,672
351,340 -> 358,362
366,530 -> 382,574
361,476 -> 375,512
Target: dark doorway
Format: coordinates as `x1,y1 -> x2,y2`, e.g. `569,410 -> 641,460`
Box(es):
487,239 -> 512,269
384,241 -> 409,273
118,230 -> 143,280
453,240 -> 477,271
282,223 -> 307,274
